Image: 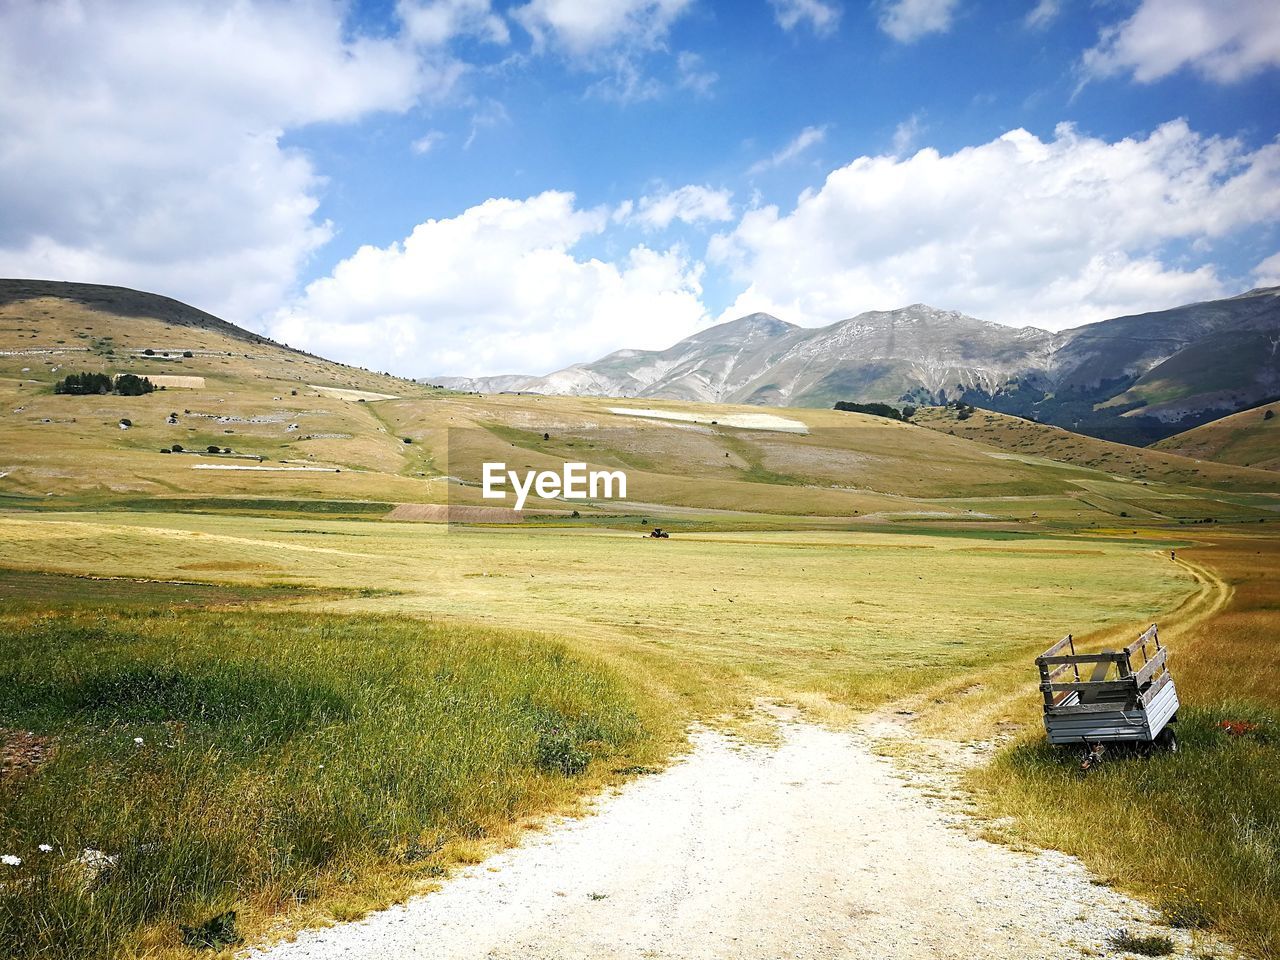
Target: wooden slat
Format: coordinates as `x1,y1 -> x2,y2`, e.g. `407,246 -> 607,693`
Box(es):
1135,647 -> 1168,687
1038,652 -> 1127,666
1046,700 -> 1139,715
1141,671 -> 1173,705
1039,679 -> 1138,694
1037,634 -> 1074,662
1125,623 -> 1159,657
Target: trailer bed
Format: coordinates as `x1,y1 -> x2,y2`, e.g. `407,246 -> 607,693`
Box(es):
1036,624 -> 1179,746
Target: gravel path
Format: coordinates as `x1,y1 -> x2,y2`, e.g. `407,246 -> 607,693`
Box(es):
249,720 -> 1223,960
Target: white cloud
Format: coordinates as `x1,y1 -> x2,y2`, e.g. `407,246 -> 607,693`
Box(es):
0,0 -> 451,324
632,185 -> 734,229
710,121 -> 1280,331
513,0 -> 697,102
464,98 -> 511,148
269,191 -> 709,376
676,51 -> 718,96
891,113 -> 924,155
1255,251 -> 1280,287
748,125 -> 828,175
877,0 -> 960,43
1024,0 -> 1061,31
771,0 -> 842,36
1084,0 -> 1280,83
513,0 -> 693,57
398,0 -> 510,46
412,131 -> 447,154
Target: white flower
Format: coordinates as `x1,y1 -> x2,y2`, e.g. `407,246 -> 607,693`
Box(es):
1,855 -> 20,866
38,844 -> 53,853
133,737 -> 144,745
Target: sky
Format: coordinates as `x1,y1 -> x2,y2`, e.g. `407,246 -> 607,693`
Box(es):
1,0 -> 1278,378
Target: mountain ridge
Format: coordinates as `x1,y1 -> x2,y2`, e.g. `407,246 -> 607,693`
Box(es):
431,287 -> 1280,444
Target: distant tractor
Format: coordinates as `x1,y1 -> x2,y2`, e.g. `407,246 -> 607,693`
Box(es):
648,527 -> 670,539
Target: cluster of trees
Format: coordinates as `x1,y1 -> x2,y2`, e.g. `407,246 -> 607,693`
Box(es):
832,401 -> 916,421
950,399 -> 976,420
54,372 -> 154,396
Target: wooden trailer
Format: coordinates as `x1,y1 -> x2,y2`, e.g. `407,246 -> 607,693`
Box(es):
1035,624 -> 1179,751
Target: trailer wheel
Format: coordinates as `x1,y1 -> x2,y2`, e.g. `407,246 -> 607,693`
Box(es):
1155,727 -> 1178,753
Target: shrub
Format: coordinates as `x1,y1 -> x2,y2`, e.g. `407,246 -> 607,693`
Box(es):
114,374 -> 154,396
143,349 -> 154,356
53,372 -> 111,395
832,401 -> 906,421
118,418 -> 132,428
1107,930 -> 1173,956
535,727 -> 591,776
207,445 -> 221,454
1266,409 -> 1276,421
171,443 -> 184,453
182,351 -> 193,358
402,437 -> 412,444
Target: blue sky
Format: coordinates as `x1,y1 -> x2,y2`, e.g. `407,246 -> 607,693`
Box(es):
2,0 -> 1278,376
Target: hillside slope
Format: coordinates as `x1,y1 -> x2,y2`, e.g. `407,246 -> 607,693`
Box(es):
0,279 -> 446,504
1152,403 -> 1280,471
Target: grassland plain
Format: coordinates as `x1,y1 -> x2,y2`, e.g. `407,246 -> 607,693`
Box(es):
0,511 -> 1194,710
0,509 -> 1204,960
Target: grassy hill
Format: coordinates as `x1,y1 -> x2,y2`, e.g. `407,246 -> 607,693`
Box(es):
0,280 -> 451,505
1152,402 -> 1280,471
913,404 -> 1280,520
4,281 -> 1280,530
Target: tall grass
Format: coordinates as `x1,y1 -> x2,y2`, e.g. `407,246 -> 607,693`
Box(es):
970,537 -> 1280,959
0,607 -> 659,959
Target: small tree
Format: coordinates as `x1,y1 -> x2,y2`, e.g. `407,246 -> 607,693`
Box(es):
171,443 -> 184,452
207,445 -> 221,454
1266,409 -> 1276,421
183,351 -> 193,358
143,348 -> 154,356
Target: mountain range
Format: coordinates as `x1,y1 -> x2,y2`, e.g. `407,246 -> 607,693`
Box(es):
431,287 -> 1280,444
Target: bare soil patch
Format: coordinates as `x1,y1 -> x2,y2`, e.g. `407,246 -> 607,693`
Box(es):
1,729 -> 54,785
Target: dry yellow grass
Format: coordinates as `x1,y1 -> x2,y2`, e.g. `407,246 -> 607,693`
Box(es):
1154,404 -> 1280,472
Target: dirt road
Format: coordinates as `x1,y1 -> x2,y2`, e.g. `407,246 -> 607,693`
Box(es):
250,720 -> 1219,960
